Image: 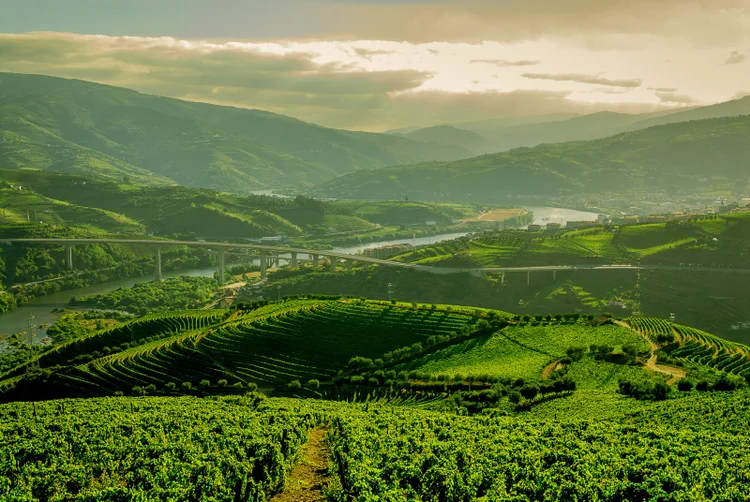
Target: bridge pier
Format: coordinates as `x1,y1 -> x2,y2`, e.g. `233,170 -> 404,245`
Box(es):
260,253 -> 267,278
330,257 -> 337,272
290,252 -> 298,268
312,254 -> 319,268
346,259 -> 353,272
66,245 -> 73,271
155,246 -> 162,281
218,249 -> 225,286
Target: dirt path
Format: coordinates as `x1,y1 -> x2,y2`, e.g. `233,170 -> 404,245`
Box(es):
541,359 -> 564,380
271,427 -> 330,502
616,320 -> 686,384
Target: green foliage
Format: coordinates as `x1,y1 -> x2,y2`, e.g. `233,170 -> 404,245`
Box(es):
74,276 -> 219,315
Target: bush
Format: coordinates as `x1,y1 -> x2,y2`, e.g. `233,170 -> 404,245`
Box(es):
368,377 -> 380,386
145,384 -> 157,393
132,386 -> 145,397
233,382 -> 245,389
287,380 -> 302,391
350,375 -> 365,385
677,379 -> 694,392
181,382 -> 192,391
696,380 -> 709,392
199,379 -> 211,388
113,390 -> 124,397
307,379 -> 320,389
165,382 -> 176,391
217,379 -> 228,387
520,384 -> 539,400
618,378 -> 670,401
712,374 -> 744,392
566,346 -> 587,361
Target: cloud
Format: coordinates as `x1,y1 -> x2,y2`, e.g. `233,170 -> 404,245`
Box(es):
654,91 -> 701,104
352,47 -> 395,60
0,32 -> 687,131
522,72 -> 642,88
323,0 -> 750,46
648,87 -> 679,92
725,50 -> 746,64
470,59 -> 540,67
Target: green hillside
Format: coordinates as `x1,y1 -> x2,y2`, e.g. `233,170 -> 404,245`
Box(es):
316,115 -> 750,203
0,73 -> 467,192
2,299 -> 750,500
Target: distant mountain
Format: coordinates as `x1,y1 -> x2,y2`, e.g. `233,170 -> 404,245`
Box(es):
315,115 -> 750,203
392,98 -> 750,157
453,113 -> 582,133
0,73 -> 468,193
401,126 -> 488,156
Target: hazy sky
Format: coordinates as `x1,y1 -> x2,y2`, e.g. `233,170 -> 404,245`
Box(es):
1,0 -> 749,130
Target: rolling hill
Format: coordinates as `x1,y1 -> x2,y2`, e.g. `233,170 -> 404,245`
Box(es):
0,73 -> 468,193
316,114 -> 750,203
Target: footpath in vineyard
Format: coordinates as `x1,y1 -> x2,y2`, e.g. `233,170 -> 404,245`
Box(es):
271,427 -> 331,502
616,320 -> 687,384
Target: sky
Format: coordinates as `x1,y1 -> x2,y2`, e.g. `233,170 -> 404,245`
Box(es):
0,0 -> 749,131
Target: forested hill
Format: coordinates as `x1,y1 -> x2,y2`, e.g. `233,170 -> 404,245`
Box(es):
0,73 -> 468,193
316,114 -> 750,203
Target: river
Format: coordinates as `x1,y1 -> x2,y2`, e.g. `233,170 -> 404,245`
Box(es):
0,206 -> 599,338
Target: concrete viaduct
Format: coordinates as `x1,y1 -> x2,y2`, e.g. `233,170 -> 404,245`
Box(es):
5,238 -> 749,286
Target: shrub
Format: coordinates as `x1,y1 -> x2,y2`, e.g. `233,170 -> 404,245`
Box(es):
181,382 -> 192,391
131,386 -> 145,397
113,390 -> 124,397
287,380 -> 302,391
246,382 -> 258,392
350,375 -> 365,385
217,379 -> 228,387
199,379 -> 211,388
520,384 -> 539,400
368,377 -> 380,386
145,384 -> 157,393
566,346 -> 587,361
307,379 -> 320,389
677,379 -> 694,392
165,382 -> 176,391
696,380 -> 709,392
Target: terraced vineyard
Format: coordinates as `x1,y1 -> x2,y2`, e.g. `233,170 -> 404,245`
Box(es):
0,299 -> 484,400
626,317 -> 750,378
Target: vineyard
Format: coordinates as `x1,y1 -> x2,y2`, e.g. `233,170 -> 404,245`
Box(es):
2,392 -> 749,501
0,299 -> 484,400
626,317 -> 750,379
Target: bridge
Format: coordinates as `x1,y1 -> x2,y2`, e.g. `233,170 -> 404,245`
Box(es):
5,238 -> 748,286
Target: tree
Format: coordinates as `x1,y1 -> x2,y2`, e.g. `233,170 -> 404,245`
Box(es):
132,386 -> 145,397
287,380 -> 302,391
165,382 -> 176,391
181,381 -> 192,391
199,379 -> 211,388
217,379 -> 228,387
306,379 -> 320,389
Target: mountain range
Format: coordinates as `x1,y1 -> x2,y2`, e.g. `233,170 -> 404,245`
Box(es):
0,73 -> 469,193
316,114 -> 750,203
394,99 -> 750,156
